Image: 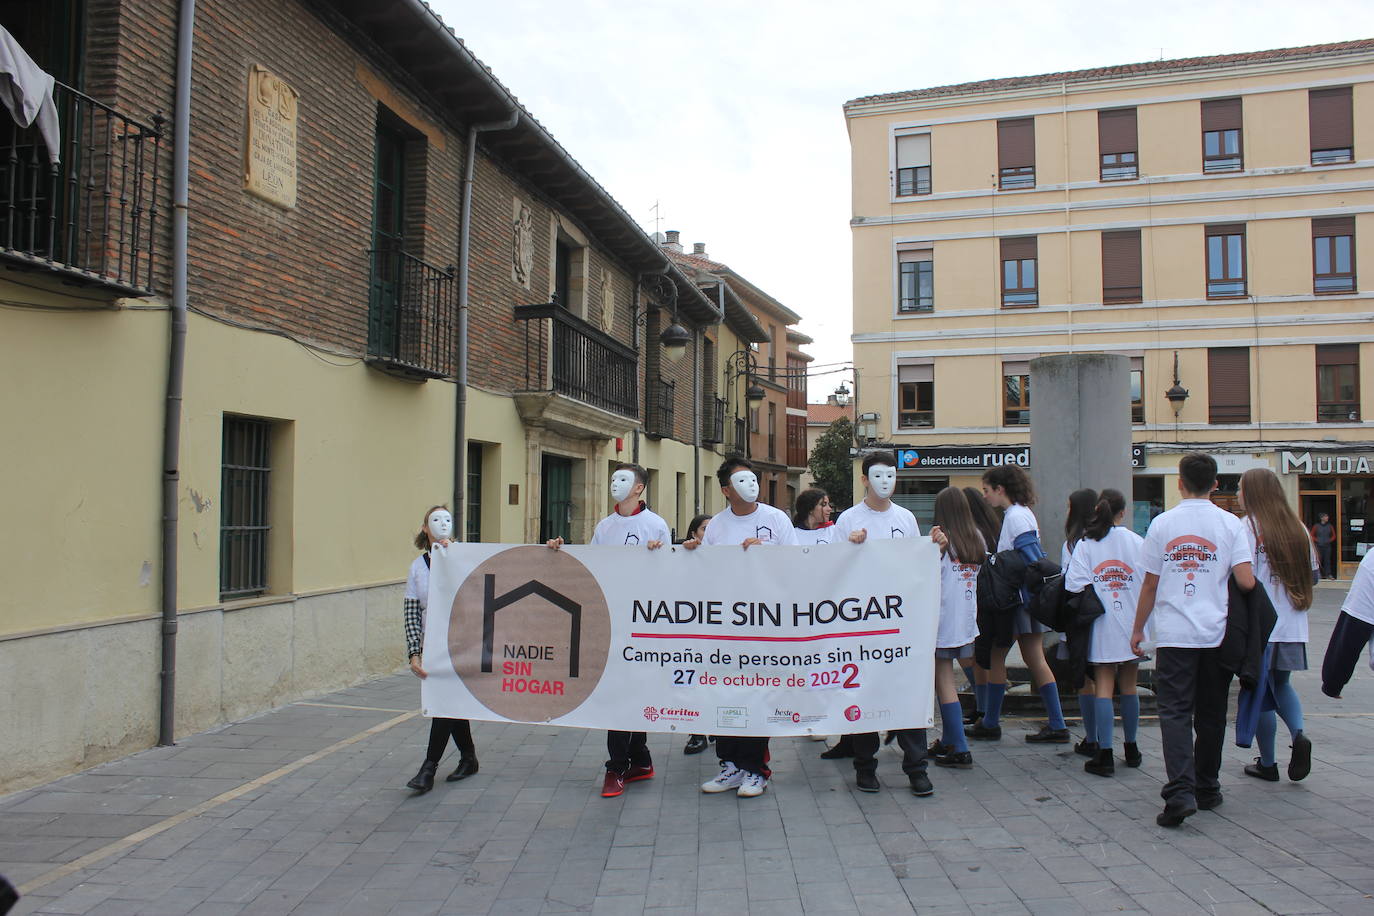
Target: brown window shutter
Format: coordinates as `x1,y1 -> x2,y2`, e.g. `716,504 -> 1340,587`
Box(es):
998,118 -> 1035,169
1205,222 -> 1245,238
1201,98 -> 1242,131
1000,236 -> 1037,261
1098,108 -> 1137,156
1313,216 -> 1356,238
1101,230 -> 1142,302
1316,343 -> 1359,366
1309,87 -> 1353,150
1208,347 -> 1251,421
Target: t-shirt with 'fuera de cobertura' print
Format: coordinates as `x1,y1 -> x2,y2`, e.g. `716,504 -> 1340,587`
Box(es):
1141,498 -> 1253,649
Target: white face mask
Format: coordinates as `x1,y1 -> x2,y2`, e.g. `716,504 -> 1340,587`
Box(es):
730,470 -> 760,503
868,465 -> 897,499
610,469 -> 638,503
427,509 -> 453,542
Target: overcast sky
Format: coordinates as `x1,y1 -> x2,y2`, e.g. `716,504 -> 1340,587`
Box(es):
430,0 -> 1371,400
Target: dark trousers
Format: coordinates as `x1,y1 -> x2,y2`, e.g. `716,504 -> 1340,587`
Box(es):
1154,647 -> 1233,806
425,718 -> 475,762
606,730 -> 651,774
852,730 -> 927,777
1317,543 -> 1335,578
1322,611 -> 1374,698
716,736 -> 770,776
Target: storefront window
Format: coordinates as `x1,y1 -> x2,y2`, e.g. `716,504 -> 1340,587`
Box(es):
1132,477 -> 1164,536
894,476 -> 948,532
1342,478 -> 1371,565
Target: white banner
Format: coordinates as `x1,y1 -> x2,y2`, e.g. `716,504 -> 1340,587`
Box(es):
421,539 -> 938,736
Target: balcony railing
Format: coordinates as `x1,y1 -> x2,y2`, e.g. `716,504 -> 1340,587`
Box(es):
730,417 -> 748,456
701,396 -> 726,444
515,302 -> 638,417
366,247 -> 456,380
1,81 -> 163,295
646,376 -> 675,438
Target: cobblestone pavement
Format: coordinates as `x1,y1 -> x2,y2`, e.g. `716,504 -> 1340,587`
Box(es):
3,583 -> 1372,915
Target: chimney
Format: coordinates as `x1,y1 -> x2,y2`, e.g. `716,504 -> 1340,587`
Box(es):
826,394 -> 838,405
692,242 -> 707,257
663,230 -> 683,253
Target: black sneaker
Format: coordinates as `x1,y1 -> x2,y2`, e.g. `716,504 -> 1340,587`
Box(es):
683,734 -> 710,755
1025,725 -> 1071,744
934,750 -> 973,769
1084,748 -> 1115,777
1197,792 -> 1223,811
1244,758 -> 1279,782
1074,739 -> 1099,758
855,771 -> 880,793
927,738 -> 950,757
909,772 -> 934,796
963,709 -> 983,726
1288,732 -> 1312,782
965,722 -> 1001,741
1156,799 -> 1196,828
820,743 -> 855,760
1123,742 -> 1142,768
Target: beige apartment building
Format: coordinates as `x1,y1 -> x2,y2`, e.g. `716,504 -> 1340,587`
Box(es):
845,39 -> 1374,574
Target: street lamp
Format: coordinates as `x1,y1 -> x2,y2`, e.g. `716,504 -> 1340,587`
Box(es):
1164,350 -> 1189,416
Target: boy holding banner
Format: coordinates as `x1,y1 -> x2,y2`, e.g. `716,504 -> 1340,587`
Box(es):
831,451 -> 932,796
548,462 -> 670,799
685,457 -> 798,798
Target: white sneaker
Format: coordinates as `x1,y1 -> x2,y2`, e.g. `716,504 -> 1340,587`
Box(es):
737,771 -> 768,797
701,761 -> 744,793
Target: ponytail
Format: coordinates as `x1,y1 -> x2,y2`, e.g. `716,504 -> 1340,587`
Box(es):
1084,488 -> 1126,541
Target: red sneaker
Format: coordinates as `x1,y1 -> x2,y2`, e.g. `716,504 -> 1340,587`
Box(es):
601,770 -> 625,797
625,764 -> 655,783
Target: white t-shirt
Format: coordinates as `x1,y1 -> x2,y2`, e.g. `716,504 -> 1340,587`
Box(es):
1140,499 -> 1253,649
832,500 -> 921,542
590,503 -> 672,547
998,504 -> 1038,553
794,524 -> 837,545
1246,522 -> 1318,644
937,547 -> 981,649
1342,550 -> 1374,626
404,554 -> 430,611
701,503 -> 799,546
1066,526 -> 1146,663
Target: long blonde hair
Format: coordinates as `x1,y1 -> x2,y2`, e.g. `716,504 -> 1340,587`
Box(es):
1239,469 -> 1312,611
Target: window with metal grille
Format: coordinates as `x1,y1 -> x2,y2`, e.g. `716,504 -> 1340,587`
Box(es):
1313,216 -> 1356,294
1098,108 -> 1138,180
1205,224 -> 1246,298
221,416 -> 271,599
898,248 -> 933,312
1101,229 -> 1142,304
1309,87 -> 1353,165
1000,236 -> 1037,307
895,133 -> 931,196
898,362 -> 934,428
1316,344 -> 1360,422
1207,348 -> 1250,424
1201,98 -> 1243,172
1130,356 -> 1144,424
997,118 -> 1035,189
1003,361 -> 1030,426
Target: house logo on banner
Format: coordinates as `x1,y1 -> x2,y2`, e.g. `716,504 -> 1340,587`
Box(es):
448,546 -> 612,721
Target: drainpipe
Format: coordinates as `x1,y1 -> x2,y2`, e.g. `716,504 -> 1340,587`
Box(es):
159,0 -> 195,747
633,263 -> 670,467
454,109 -> 518,538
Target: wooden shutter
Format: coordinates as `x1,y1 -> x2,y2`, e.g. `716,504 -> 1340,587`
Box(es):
1313,216 -> 1355,238
1208,348 -> 1251,423
1101,230 -> 1142,302
1309,87 -> 1353,150
1201,97 -> 1242,131
1316,343 -> 1358,367
1098,108 -> 1137,156
1000,236 -> 1037,261
998,118 -> 1035,169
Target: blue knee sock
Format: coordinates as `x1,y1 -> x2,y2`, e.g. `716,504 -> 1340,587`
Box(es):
1038,683 -> 1067,730
1094,697 -> 1116,749
940,702 -> 968,752
962,665 -> 977,691
974,682 -> 988,715
983,683 -> 1007,728
1080,694 -> 1097,743
1119,694 -> 1140,743
1257,709 -> 1278,766
1271,671 -> 1304,738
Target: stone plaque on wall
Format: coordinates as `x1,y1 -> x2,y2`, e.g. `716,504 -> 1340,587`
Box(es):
245,65 -> 299,208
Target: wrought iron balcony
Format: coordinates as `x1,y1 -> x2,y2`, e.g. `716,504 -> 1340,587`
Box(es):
701,396 -> 726,444
515,302 -> 638,418
645,376 -> 675,439
366,247 -> 456,380
1,81 -> 163,296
